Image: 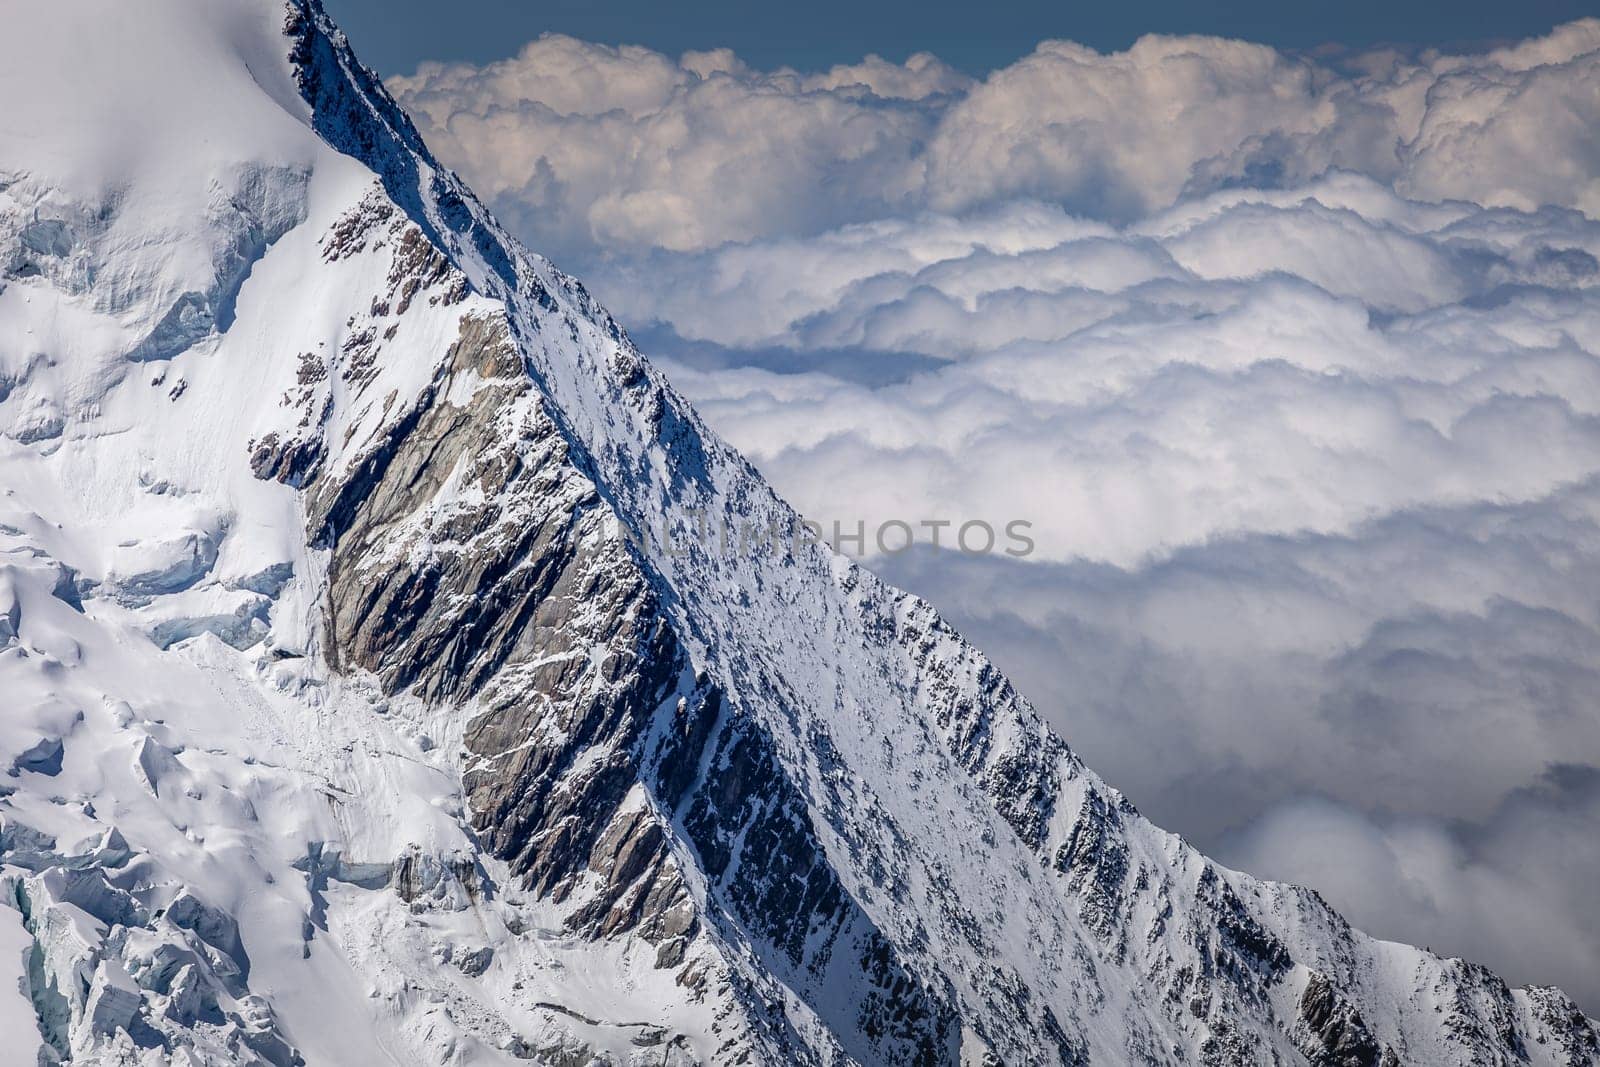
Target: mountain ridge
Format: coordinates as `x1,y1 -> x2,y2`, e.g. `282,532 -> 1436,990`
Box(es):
0,1 -> 1594,1063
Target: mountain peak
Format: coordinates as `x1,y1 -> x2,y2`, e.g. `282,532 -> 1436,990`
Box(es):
0,2 -> 1595,1064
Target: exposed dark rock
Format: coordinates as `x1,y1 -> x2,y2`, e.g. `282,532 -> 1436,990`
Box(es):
293,298 -> 959,1063
654,689 -> 958,1066
1297,972 -> 1388,1067
455,946 -> 494,977
260,7 -> 1600,1063
1053,788 -> 1131,941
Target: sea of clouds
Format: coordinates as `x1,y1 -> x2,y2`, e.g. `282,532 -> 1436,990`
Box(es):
392,20 -> 1600,1006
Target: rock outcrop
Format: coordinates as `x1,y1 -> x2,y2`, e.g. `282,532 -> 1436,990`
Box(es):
0,1 -> 1595,1064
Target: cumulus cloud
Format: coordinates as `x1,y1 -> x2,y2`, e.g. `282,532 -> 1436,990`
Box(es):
614,183 -> 1600,1001
600,178 -> 1600,570
390,36 -> 963,257
1217,773 -> 1600,1008
393,21 -> 1600,262
871,479 -> 1600,1002
393,23 -> 1600,1007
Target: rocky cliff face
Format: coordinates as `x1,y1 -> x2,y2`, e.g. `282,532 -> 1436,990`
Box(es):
0,1 -> 1597,1065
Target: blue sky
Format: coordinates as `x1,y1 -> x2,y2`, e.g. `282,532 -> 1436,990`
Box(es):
326,0 -> 1591,75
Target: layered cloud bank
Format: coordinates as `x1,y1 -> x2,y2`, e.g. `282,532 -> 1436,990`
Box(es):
393,23 -> 1600,1006
394,21 -> 1600,259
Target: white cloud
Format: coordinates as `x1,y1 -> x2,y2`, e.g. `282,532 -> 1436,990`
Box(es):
394,21 -> 1600,259
393,21 -> 1600,1006
391,36 -> 952,257
1216,777 -> 1600,1008
872,482 -> 1600,1002
606,178 -> 1600,569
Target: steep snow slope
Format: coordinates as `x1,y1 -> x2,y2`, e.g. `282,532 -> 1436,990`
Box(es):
0,1 -> 1597,1065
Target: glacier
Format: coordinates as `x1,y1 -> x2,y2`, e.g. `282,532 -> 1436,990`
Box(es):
0,1 -> 1596,1064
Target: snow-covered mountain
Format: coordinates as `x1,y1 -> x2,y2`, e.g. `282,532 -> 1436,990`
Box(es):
0,1 -> 1596,1064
